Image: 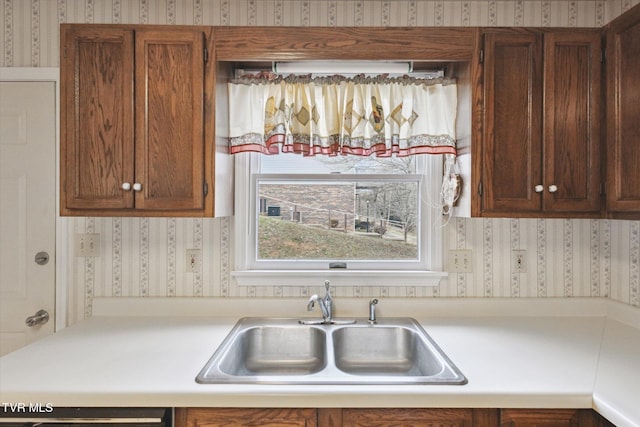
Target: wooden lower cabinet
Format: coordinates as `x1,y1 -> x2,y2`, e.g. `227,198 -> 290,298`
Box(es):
500,409 -> 615,427
338,408 -> 498,427
175,408 -> 318,426
175,408 -> 614,427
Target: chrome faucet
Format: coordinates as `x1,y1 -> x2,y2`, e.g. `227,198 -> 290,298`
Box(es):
307,280 -> 333,323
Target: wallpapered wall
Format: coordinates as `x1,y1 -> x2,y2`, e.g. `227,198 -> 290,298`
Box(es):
4,0 -> 640,68
1,0 -> 639,325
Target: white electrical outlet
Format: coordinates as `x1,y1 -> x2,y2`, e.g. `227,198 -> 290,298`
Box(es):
512,250 -> 527,273
186,249 -> 202,273
448,249 -> 472,273
75,233 -> 100,257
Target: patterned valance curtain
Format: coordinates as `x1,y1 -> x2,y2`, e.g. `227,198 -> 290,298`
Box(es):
228,73 -> 460,216
228,73 -> 457,158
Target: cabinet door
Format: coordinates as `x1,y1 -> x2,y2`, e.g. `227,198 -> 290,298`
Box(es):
500,409 -> 601,427
341,408 -> 497,427
176,408 -> 317,427
605,4 -> 640,216
61,26 -> 135,212
481,31 -> 543,214
134,28 -> 205,211
543,31 -> 602,214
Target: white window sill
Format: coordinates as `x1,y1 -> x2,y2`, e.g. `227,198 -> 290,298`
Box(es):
231,270 -> 447,287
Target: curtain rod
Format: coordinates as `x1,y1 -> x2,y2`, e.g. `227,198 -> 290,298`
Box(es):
272,61 -> 413,75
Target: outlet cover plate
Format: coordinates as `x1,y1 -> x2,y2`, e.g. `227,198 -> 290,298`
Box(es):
448,249 -> 472,273
75,233 -> 100,257
186,249 -> 202,273
512,250 -> 527,273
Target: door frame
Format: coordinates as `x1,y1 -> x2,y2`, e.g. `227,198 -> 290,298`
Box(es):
0,67 -> 67,332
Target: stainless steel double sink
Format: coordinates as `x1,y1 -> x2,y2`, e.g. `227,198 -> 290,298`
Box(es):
196,317 -> 467,385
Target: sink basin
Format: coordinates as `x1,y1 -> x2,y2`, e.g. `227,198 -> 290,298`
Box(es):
218,324 -> 326,375
196,317 -> 466,385
332,326 -> 443,376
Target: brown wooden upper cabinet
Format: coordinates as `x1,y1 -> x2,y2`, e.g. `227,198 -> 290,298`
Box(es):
476,29 -> 602,217
605,4 -> 640,218
60,25 -> 213,216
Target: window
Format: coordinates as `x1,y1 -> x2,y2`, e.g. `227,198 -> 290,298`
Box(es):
228,70 -> 458,287
233,152 -> 447,287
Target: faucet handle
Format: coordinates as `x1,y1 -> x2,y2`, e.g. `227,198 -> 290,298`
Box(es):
324,280 -> 331,292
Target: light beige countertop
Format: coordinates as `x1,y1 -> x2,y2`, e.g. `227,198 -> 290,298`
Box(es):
0,297 -> 638,427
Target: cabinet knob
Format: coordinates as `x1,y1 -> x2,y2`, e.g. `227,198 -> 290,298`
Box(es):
534,185 -> 544,193
133,183 -> 142,192
548,185 -> 558,193
122,182 -> 132,191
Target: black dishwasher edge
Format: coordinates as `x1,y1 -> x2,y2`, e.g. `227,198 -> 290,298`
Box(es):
0,407 -> 172,426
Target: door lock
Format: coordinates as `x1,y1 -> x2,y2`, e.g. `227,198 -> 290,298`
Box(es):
34,251 -> 50,265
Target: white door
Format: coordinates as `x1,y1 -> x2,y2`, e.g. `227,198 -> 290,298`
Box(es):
0,80 -> 56,356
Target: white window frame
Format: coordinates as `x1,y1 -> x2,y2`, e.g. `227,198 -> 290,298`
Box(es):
232,152 -> 447,287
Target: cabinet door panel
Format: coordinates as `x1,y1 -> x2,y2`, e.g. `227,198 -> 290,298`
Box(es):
135,28 -> 205,211
61,26 -> 134,211
606,5 -> 640,215
482,32 -> 543,213
342,408 -> 477,427
501,409 -> 598,427
543,31 -> 602,213
179,408 -> 317,427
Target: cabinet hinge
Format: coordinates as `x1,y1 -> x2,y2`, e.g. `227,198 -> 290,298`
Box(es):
204,182 -> 209,196
478,181 -> 483,196
204,46 -> 209,63
479,49 -> 484,64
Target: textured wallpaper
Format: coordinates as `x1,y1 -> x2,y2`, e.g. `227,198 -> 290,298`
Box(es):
1,0 -> 639,324
66,216 -> 639,319
3,0 -> 640,68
